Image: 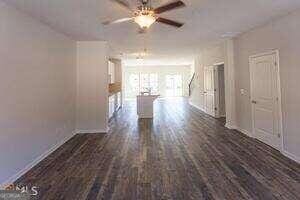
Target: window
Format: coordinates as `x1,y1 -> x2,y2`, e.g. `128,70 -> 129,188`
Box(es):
140,74 -> 149,92
126,74 -> 139,98
140,73 -> 158,93
125,73 -> 159,98
149,74 -> 159,94
165,75 -> 183,97
129,74 -> 139,92
124,69 -> 187,99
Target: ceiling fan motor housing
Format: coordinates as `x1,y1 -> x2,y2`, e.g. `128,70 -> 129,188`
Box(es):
142,0 -> 149,5
104,0 -> 185,28
135,6 -> 155,16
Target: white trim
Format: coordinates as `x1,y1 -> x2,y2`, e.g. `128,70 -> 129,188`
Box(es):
274,50 -> 284,153
235,126 -> 300,164
189,101 -> 206,112
232,126 -> 300,164
214,64 -> 226,118
249,50 -> 283,151
224,39 -> 237,130
213,62 -> 225,66
235,127 -> 254,138
225,123 -> 237,130
214,65 -> 220,118
76,128 -> 109,134
1,131 -> 77,188
249,49 -> 279,59
281,150 -> 300,164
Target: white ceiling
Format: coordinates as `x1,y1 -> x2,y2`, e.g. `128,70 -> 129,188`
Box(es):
3,0 -> 300,63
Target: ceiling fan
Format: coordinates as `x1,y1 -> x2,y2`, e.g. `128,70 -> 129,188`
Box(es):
103,0 -> 186,30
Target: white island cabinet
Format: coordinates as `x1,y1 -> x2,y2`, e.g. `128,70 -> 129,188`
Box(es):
137,95 -> 160,118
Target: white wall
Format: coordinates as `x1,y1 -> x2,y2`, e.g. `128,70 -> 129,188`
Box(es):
110,58 -> 123,107
189,57 -> 204,109
234,9 -> 300,160
190,43 -> 225,110
190,40 -> 236,127
76,41 -> 108,133
0,2 -> 76,184
108,61 -> 115,84
110,58 -> 122,83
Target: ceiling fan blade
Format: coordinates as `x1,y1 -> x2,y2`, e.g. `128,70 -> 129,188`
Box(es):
154,1 -> 185,14
110,0 -> 132,12
102,17 -> 133,25
156,17 -> 184,28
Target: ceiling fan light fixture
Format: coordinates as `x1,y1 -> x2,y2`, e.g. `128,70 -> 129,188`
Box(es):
134,14 -> 156,29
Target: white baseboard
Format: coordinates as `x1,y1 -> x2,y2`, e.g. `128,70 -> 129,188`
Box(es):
225,123 -> 237,130
1,131 -> 77,188
281,150 -> 300,164
235,127 -> 254,138
225,124 -> 254,138
189,101 -> 206,112
76,128 -> 108,134
233,126 -> 300,164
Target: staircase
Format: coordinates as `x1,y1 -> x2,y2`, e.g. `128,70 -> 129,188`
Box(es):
188,73 -> 195,96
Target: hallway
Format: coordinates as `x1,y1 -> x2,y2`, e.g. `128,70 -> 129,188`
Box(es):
16,98 -> 300,200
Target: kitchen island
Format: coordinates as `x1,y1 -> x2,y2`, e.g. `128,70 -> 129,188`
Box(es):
137,94 -> 160,118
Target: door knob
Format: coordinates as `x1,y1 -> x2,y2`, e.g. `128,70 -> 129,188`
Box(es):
251,100 -> 257,104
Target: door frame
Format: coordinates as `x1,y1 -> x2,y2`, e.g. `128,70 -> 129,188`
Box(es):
213,62 -> 225,118
249,50 -> 283,151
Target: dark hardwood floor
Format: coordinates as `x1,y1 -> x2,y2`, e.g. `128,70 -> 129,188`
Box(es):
16,98 -> 300,200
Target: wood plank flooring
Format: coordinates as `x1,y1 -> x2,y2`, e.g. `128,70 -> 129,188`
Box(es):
16,98 -> 300,200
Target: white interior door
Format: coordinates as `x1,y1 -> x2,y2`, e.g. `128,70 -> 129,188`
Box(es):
204,66 -> 215,116
250,52 -> 282,150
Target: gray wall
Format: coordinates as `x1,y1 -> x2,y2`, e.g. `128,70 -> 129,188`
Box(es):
0,2 -> 76,183
234,9 -> 300,158
76,41 -> 108,133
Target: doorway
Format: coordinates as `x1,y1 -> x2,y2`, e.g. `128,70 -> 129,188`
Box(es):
203,64 -> 226,119
215,64 -> 226,120
249,51 -> 282,150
